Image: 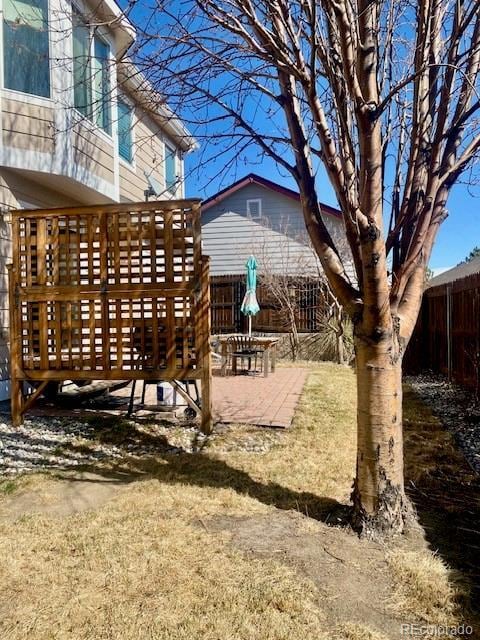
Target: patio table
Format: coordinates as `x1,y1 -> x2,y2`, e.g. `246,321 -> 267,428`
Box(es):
215,335 -> 279,378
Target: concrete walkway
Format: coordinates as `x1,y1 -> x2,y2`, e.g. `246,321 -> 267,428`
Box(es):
212,367 -> 308,428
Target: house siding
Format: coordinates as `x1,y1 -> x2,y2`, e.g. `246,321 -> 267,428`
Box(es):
119,110 -> 182,202
120,113 -> 166,201
71,124 -> 115,184
202,183 -> 351,277
2,98 -> 55,154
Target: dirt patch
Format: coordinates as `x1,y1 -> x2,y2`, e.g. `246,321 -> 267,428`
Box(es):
205,510 -> 406,638
0,471 -> 131,520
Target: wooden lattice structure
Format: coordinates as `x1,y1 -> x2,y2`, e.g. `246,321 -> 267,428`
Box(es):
8,199 -> 212,432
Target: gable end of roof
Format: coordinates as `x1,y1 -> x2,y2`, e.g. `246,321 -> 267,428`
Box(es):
202,173 -> 341,219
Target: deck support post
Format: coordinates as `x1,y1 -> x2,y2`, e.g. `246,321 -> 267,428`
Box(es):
200,257 -> 213,435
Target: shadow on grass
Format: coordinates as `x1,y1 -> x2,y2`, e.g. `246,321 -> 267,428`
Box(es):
403,385 -> 480,611
54,437 -> 349,527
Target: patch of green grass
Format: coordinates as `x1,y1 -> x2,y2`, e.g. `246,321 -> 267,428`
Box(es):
0,479 -> 19,495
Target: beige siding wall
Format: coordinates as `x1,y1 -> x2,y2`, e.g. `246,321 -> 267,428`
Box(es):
2,98 -> 55,153
1,97 -> 183,204
119,162 -> 144,201
119,111 -> 174,202
72,124 -> 115,183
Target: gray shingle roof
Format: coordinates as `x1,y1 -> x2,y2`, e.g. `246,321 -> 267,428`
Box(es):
427,256 -> 480,288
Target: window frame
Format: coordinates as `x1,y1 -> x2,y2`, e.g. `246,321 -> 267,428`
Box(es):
246,198 -> 262,219
2,0 -> 52,99
72,7 -> 92,118
117,98 -> 134,165
165,143 -> 177,194
71,4 -> 113,138
91,33 -> 111,135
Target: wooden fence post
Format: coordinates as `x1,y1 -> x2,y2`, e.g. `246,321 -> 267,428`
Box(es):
7,264 -> 22,427
200,257 -> 213,434
446,283 -> 452,382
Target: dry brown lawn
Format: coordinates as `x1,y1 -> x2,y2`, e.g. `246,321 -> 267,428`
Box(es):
0,363 -> 474,639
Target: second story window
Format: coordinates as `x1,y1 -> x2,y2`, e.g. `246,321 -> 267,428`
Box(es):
3,0 -> 50,97
165,144 -> 177,193
72,9 -> 111,135
72,11 -> 91,117
92,36 -> 111,134
118,100 -> 133,162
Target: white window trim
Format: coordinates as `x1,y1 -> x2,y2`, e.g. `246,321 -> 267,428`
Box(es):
2,0 -> 53,99
247,198 -> 262,218
70,108 -> 114,146
117,94 -> 136,168
1,88 -> 54,107
119,153 -> 135,170
71,3 -> 114,139
164,141 -> 178,194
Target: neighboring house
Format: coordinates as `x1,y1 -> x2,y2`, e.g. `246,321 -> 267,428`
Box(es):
426,257 -> 480,289
202,173 -> 350,277
0,0 -> 196,398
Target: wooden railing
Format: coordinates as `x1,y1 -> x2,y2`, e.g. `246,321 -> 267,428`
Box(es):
8,199 -> 212,432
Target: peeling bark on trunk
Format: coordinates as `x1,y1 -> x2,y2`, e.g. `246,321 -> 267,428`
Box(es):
351,339 -> 410,537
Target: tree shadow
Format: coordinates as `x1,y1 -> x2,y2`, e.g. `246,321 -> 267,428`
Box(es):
403,386 -> 480,611
54,445 -> 349,526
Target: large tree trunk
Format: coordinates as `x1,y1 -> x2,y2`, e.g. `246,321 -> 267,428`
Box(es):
351,339 -> 410,537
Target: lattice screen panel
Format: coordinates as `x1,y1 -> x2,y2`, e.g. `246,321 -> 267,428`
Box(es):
9,200 -> 211,428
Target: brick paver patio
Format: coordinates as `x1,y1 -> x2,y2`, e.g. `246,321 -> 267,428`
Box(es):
8,368 -> 308,430
212,367 -> 308,428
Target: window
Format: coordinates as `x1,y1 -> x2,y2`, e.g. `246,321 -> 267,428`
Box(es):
118,100 -> 133,163
165,145 -> 177,193
72,10 -> 91,116
247,199 -> 262,218
3,0 -> 50,97
72,9 -> 111,135
92,36 -> 110,134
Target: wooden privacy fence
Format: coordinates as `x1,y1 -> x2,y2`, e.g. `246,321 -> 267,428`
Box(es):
8,199 -> 212,432
404,272 -> 480,391
211,274 -> 323,333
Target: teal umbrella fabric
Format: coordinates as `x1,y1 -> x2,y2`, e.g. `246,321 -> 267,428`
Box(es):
241,256 -> 260,335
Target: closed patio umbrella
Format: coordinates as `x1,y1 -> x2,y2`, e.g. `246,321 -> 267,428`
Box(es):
240,255 -> 260,336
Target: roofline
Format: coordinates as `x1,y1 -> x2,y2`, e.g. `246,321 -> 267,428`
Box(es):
202,173 -> 341,218
426,257 -> 480,289
118,62 -> 198,153
84,0 -> 136,56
